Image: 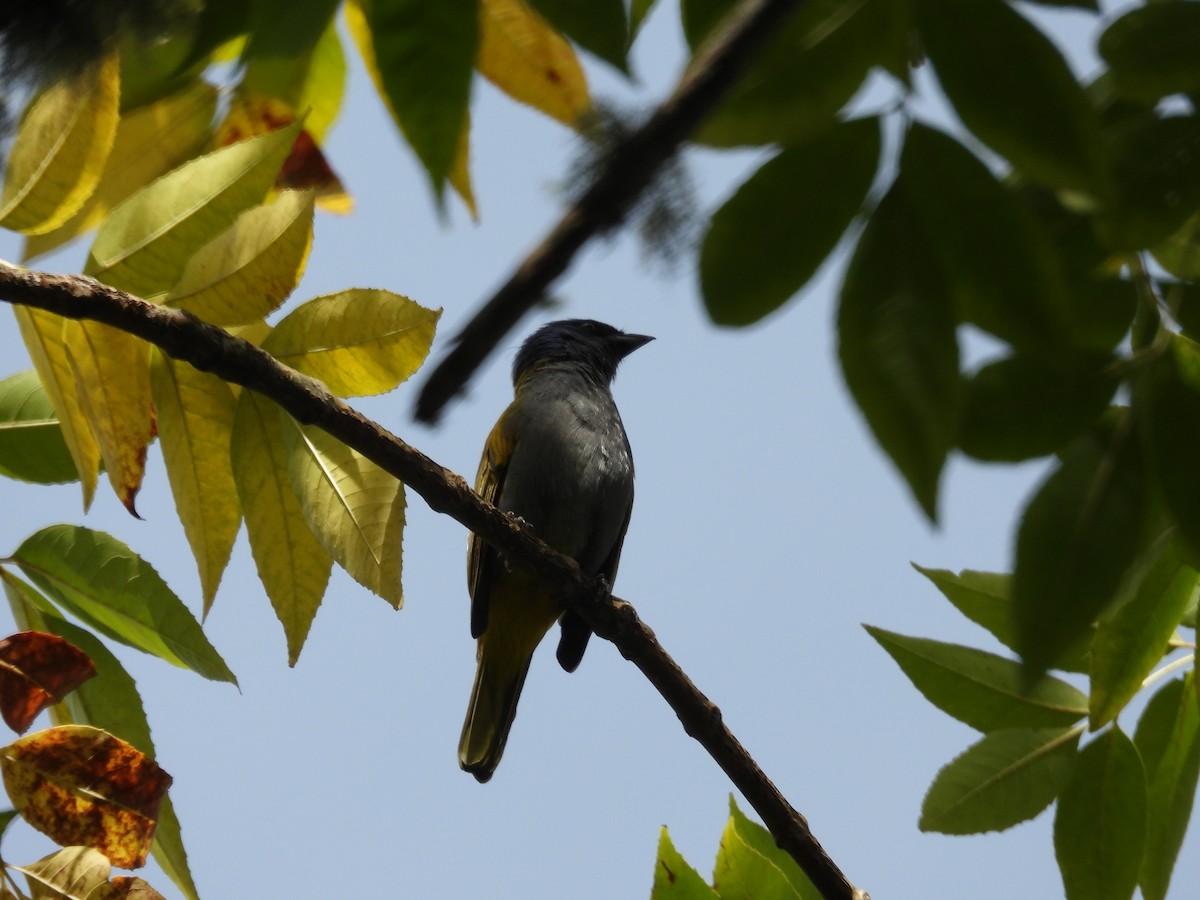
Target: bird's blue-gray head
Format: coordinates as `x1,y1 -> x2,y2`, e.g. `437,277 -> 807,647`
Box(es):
513,319 -> 653,386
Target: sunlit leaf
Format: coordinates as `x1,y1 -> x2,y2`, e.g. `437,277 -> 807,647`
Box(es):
920,727 -> 1081,834
0,54 -> 120,234
1090,537 -> 1197,728
915,0 -> 1104,194
231,392 -> 332,665
17,846 -> 166,900
867,626 -> 1087,732
1,726 -> 171,868
712,808 -> 803,900
23,81 -> 218,262
12,525 -> 237,684
63,320 -> 152,515
166,189 -> 315,326
701,118 -> 879,326
263,289 -> 440,396
0,370 -> 78,485
725,798 -> 821,899
12,307 -> 100,508
150,352 -> 241,616
86,120 -> 301,297
479,0 -> 591,127
838,184 -> 960,521
283,420 -> 404,607
1054,727 -> 1146,900
1134,674 -> 1200,900
1013,421 -> 1150,677
649,827 -> 717,899
0,632 -> 95,734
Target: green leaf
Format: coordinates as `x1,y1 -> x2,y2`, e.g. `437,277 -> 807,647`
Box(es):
0,370 -> 79,484
913,566 -> 1091,673
900,123 -> 1071,352
700,118 -> 879,326
263,289 -> 440,397
837,184 -> 961,521
1013,421 -> 1149,677
231,392 -> 332,665
915,0 -> 1104,194
1100,115 -> 1200,250
1100,2 -> 1200,103
86,120 -> 302,297
631,0 -> 660,40
1138,333 -> 1200,561
11,524 -> 237,684
724,798 -> 823,900
1053,727 -> 1146,900
0,807 -> 18,845
165,189 -> 314,326
529,0 -> 627,71
1090,538 -> 1197,728
282,419 -> 405,608
1154,214 -> 1200,281
650,826 -> 718,900
920,727 -> 1081,834
1134,674 -> 1200,900
868,626 -> 1087,732
361,0 -> 478,194
690,0 -> 905,147
959,353 -> 1118,462
713,807 -> 803,900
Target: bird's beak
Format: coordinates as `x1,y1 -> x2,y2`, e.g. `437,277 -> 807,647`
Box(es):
611,332 -> 654,359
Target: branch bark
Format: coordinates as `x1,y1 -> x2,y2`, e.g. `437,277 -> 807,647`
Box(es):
0,260 -> 867,900
413,0 -> 803,424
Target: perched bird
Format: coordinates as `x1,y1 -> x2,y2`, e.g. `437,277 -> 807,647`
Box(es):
459,319 -> 652,782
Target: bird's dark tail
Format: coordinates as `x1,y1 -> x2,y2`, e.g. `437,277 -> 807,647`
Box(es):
458,648 -> 531,783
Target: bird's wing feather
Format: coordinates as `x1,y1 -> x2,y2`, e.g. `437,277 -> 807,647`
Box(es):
468,412 -> 516,638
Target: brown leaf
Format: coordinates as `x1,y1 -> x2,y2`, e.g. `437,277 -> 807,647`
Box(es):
0,632 -> 96,733
1,725 -> 172,868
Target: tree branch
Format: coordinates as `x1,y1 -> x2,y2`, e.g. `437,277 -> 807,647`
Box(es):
413,0 -> 803,424
0,260 -> 867,900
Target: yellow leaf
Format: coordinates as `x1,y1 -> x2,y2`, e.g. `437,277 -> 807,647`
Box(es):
1,725 -> 171,869
151,351 -> 241,616
0,54 -> 120,235
284,420 -> 404,608
86,120 -> 302,297
345,0 -> 476,216
263,289 -> 441,397
11,307 -> 100,508
64,321 -> 152,514
231,392 -> 332,665
15,847 -> 166,900
165,189 -> 315,326
23,81 -> 218,262
478,0 -> 591,127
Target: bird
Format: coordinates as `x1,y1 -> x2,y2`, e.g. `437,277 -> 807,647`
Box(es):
459,319 -> 653,783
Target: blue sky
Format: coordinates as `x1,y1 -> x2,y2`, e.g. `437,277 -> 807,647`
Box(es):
1,2 -> 1196,898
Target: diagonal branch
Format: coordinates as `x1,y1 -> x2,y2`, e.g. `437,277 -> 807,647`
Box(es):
413,0 -> 803,424
0,260 -> 867,900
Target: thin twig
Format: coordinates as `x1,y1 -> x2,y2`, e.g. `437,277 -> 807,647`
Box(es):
0,261 -> 867,900
413,0 -> 804,424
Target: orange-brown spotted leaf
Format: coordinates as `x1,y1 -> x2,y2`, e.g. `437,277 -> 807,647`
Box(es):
0,632 -> 96,734
215,91 -> 351,213
63,321 -> 152,516
16,846 -> 167,899
1,725 -> 171,869
478,0 -> 591,127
